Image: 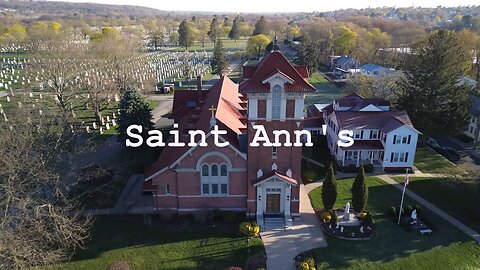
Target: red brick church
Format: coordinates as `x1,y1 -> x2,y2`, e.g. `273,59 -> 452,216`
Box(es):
144,48 -> 316,227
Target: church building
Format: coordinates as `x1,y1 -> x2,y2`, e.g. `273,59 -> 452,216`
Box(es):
143,48 -> 315,227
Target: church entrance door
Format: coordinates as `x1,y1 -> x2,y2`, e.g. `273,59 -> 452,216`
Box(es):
266,194 -> 281,213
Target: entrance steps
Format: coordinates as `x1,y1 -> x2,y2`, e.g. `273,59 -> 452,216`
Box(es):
263,217 -> 286,231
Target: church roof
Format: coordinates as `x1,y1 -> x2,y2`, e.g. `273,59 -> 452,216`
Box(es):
252,170 -> 298,186
145,76 -> 247,179
239,51 -> 316,93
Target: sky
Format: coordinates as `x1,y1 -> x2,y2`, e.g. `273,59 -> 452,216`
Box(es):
57,0 -> 479,13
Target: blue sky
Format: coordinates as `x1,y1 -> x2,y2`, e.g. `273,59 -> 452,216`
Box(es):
57,0 -> 479,13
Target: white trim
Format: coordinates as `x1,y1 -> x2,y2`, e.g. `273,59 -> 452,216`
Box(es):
175,167 -> 247,173
178,208 -> 247,212
177,195 -> 247,198
230,168 -> 247,172
291,213 -> 300,217
247,199 -> 256,202
153,194 -> 177,197
262,72 -> 294,85
253,176 -> 298,187
146,133 -> 246,181
153,207 -> 178,210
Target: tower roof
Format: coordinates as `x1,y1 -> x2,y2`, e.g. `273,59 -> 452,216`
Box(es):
239,51 -> 316,93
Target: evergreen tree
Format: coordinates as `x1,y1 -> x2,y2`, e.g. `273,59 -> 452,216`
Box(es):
117,88 -> 153,142
229,15 -> 240,41
396,29 -> 472,137
252,16 -> 268,35
321,164 -> 338,210
296,39 -> 319,73
178,20 -> 194,50
211,38 -> 228,76
208,17 -> 219,44
351,166 -> 368,213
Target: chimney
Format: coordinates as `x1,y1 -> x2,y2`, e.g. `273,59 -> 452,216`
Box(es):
196,75 -> 203,102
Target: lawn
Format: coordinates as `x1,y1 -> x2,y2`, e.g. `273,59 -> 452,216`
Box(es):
166,38 -> 248,53
305,72 -> 343,106
308,177 -> 480,270
414,146 -> 463,174
48,216 -> 264,270
392,176 -> 480,233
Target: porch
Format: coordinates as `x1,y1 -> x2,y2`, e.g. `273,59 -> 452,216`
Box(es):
342,149 -> 384,167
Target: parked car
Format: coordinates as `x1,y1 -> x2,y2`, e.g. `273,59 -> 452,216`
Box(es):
425,137 -> 440,150
437,147 -> 461,162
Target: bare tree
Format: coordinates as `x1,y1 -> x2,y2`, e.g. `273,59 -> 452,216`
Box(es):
0,105 -> 92,269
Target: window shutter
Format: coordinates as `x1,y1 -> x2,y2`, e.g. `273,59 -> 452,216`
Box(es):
393,135 -> 397,144
390,153 -> 394,161
369,130 -> 373,139
361,130 -> 364,139
407,135 -> 411,144
405,152 -> 409,162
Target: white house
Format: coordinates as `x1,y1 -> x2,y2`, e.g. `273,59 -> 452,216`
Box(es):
309,93 -> 420,171
465,95 -> 480,142
358,63 -> 395,77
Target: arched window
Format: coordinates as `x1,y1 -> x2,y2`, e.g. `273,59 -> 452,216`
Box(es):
201,164 -> 209,176
220,164 -> 228,176
272,85 -> 282,119
211,164 -> 218,176
200,163 -> 229,196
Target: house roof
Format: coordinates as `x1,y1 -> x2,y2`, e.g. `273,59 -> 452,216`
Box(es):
239,51 -> 316,93
335,56 -> 355,65
335,93 -> 390,109
145,76 -> 246,178
304,116 -> 325,128
170,90 -> 207,120
252,170 -> 298,186
359,63 -> 387,72
334,110 -> 420,134
340,140 -> 385,150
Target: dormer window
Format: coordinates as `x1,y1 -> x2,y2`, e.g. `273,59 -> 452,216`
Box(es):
272,85 -> 282,119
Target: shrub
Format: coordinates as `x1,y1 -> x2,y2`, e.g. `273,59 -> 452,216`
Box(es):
320,212 -> 332,222
352,166 -> 368,213
364,164 -> 374,173
107,261 -> 131,270
404,205 -> 413,216
239,221 -> 260,237
321,164 -> 337,210
297,257 -> 315,270
222,211 -> 237,223
388,206 -> 397,217
302,168 -> 317,183
342,164 -> 358,173
357,212 -> 368,220
331,211 -> 339,225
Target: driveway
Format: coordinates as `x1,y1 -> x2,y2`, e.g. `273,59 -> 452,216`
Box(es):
260,184 -> 328,270
147,94 -> 174,128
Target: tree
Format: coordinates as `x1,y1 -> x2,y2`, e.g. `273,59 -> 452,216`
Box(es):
0,106 -> 91,269
334,26 -> 357,55
396,29 -> 472,137
351,165 -> 368,213
239,21 -> 253,38
197,20 -> 210,47
253,16 -> 268,35
246,34 -> 271,59
321,164 -> 337,210
211,38 -> 228,76
178,20 -> 194,50
208,17 -> 219,44
117,87 -> 153,142
229,15 -> 240,41
296,39 -> 320,73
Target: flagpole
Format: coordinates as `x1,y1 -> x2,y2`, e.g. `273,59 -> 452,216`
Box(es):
397,168 -> 409,225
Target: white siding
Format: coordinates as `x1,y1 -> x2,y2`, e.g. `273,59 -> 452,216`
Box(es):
383,125 -> 418,168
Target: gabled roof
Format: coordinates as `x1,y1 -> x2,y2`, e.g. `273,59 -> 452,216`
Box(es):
239,51 -> 316,93
145,76 -> 247,179
170,90 -> 207,120
252,170 -> 298,186
359,63 -> 387,72
334,110 -> 420,134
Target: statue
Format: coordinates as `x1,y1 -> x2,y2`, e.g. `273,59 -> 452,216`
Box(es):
411,209 -> 417,220
344,202 -> 351,221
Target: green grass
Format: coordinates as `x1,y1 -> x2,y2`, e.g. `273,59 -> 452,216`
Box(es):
166,38 -> 248,52
48,217 -> 265,270
308,177 -> 480,269
414,146 -> 463,174
0,52 -> 30,59
305,72 -> 343,105
392,176 -> 480,233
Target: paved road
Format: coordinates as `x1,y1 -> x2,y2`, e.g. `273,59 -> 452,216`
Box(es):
378,174 -> 480,244
261,184 -> 328,270
147,95 -> 174,128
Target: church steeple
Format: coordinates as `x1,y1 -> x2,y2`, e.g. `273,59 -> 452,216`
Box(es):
272,36 -> 280,51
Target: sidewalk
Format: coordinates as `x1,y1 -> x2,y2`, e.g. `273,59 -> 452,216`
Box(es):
260,184 -> 327,270
378,174 -> 480,244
